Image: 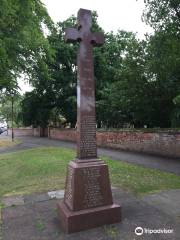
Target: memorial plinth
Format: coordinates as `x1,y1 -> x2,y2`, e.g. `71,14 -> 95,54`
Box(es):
57,8 -> 121,233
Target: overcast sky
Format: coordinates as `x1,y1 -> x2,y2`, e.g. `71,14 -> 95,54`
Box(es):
19,0 -> 153,93
42,0 -> 152,38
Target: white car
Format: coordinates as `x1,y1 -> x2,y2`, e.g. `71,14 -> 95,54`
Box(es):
0,127 -> 7,134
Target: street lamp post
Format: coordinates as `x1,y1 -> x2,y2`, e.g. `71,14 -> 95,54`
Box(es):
11,92 -> 14,142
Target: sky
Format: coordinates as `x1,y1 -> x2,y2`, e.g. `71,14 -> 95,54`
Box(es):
18,0 -> 153,93
41,0 -> 152,38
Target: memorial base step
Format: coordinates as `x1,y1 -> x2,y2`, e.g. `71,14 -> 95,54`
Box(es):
57,201 -> 121,233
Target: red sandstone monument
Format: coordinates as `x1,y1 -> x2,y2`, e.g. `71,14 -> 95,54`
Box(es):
57,8 -> 121,233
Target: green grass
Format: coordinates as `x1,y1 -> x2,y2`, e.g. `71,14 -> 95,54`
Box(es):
0,147 -> 72,197
35,219 -> 45,231
0,147 -> 180,197
103,225 -> 119,239
105,156 -> 180,195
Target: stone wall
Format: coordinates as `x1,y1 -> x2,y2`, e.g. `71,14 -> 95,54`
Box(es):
48,128 -> 180,158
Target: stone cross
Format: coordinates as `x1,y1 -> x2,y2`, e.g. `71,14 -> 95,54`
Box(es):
65,8 -> 104,159
57,9 -> 121,233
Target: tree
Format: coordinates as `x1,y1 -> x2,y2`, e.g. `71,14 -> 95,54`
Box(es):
21,7 -> 180,129
21,90 -> 52,128
143,0 -> 180,33
22,14 -> 153,128
95,31 -> 153,128
0,0 -> 53,90
0,91 -> 22,127
143,0 -> 180,127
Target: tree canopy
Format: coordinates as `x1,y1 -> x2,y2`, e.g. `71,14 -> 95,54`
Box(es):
1,1 -> 180,128
143,0 -> 180,33
0,0 -> 53,90
143,0 -> 180,127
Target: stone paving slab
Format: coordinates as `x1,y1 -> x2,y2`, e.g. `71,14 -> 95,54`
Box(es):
24,193 -> 50,204
142,189 -> 180,218
48,190 -> 65,199
2,196 -> 24,207
1,189 -> 180,240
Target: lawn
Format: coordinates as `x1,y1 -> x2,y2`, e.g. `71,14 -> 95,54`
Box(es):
0,138 -> 20,148
0,147 -> 180,197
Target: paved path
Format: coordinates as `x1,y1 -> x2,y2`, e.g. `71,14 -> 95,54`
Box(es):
1,135 -> 180,239
1,188 -> 180,240
0,136 -> 180,175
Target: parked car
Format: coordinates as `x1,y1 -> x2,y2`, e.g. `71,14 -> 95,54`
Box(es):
0,128 -> 3,134
0,127 -> 7,135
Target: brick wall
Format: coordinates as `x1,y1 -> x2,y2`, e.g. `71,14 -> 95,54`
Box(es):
33,127 -> 48,137
49,128 -> 180,158
33,127 -> 41,137
97,130 -> 180,158
8,127 -> 48,137
49,128 -> 77,141
8,128 -> 34,137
